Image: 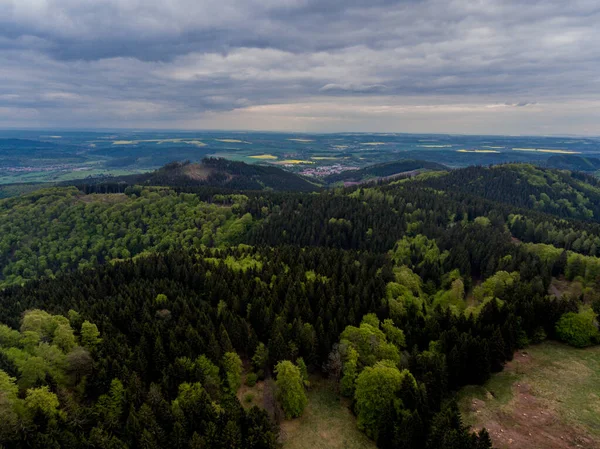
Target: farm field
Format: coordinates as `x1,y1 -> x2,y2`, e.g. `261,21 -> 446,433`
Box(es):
3,130 -> 600,184
459,341 -> 600,449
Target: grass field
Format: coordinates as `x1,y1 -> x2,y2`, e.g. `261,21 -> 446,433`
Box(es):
280,377 -> 375,449
459,341 -> 600,449
250,154 -> 278,160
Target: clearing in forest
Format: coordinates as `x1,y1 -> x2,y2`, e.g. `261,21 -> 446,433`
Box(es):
459,341 -> 600,449
280,378 -> 375,449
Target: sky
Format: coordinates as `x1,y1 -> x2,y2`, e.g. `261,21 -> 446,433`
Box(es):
1,0 -> 599,135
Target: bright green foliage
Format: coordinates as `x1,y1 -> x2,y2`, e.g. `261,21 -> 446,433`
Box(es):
556,310 -> 600,348
381,319 -> 406,349
386,266 -> 425,320
171,382 -> 207,418
215,213 -> 255,246
361,313 -> 380,328
0,310 -> 96,391
0,187 -> 247,287
432,278 -> 466,314
195,355 -> 222,397
390,234 -> 448,273
473,271 -> 520,302
81,320 -> 101,350
20,309 -> 57,339
305,270 -> 329,283
340,346 -> 359,397
0,370 -> 20,440
474,216 -> 491,227
204,254 -> 262,272
340,315 -> 400,368
354,360 -> 412,439
523,243 -> 600,283
274,360 -> 308,419
24,386 -> 60,417
522,242 -> 564,266
155,294 -> 168,305
0,370 -> 18,400
53,324 -> 77,352
296,357 -> 310,388
222,352 -> 243,392
0,324 -> 21,347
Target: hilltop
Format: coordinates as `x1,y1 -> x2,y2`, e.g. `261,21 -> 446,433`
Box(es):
70,158 -> 321,193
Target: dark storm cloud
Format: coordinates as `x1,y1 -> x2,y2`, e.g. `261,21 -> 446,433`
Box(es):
0,0 -> 599,131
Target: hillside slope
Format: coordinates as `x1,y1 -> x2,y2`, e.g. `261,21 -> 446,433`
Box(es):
325,159 -> 447,185
544,154 -> 600,172
417,164 -> 600,221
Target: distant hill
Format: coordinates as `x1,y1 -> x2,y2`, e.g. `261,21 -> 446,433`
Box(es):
0,138 -> 61,149
544,155 -> 600,172
325,159 -> 447,185
418,163 -> 600,222
69,158 -> 321,192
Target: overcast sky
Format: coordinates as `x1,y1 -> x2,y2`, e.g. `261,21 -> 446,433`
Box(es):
1,0 -> 599,135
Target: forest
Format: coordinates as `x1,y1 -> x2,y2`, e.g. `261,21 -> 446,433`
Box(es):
0,162 -> 599,448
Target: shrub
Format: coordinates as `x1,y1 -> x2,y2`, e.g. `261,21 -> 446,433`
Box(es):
246,372 -> 258,387
555,310 -> 600,348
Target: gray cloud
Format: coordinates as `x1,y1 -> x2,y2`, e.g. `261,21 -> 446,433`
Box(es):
0,0 -> 599,133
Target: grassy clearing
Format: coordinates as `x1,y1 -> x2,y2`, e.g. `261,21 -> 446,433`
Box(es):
311,156 -> 340,160
281,377 -> 375,449
459,341 -> 600,448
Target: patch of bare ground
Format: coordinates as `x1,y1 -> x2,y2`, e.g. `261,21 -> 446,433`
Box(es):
182,163 -> 214,181
461,343 -> 600,449
548,276 -> 584,299
236,372 -> 266,411
471,381 -> 596,449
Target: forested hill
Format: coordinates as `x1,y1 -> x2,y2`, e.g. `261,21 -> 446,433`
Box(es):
324,159 -> 447,184
70,158 -> 321,193
1,161 -> 600,448
416,163 -> 600,221
544,154 -> 600,172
